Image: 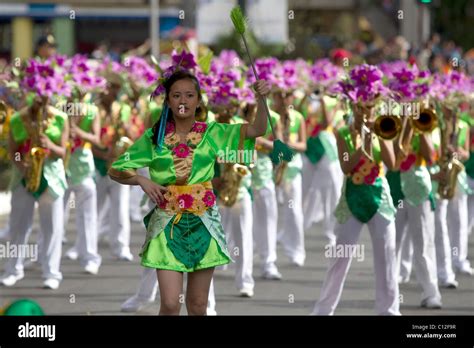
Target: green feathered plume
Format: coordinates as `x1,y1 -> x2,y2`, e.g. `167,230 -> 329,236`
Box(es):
230,6 -> 247,35
229,5 -> 293,165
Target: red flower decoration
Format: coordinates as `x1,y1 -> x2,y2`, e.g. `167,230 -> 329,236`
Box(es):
202,190 -> 216,207
400,153 -> 416,172
172,143 -> 191,158
17,139 -> 32,154
370,166 -> 380,177
353,157 -> 366,173
191,122 -> 207,133
158,198 -> 168,210
310,124 -> 322,138
364,174 -> 376,185
177,194 -> 194,209
71,137 -> 83,153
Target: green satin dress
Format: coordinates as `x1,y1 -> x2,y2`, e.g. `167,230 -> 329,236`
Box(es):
110,120 -> 255,272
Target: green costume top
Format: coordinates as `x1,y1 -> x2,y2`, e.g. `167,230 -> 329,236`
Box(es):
9,107 -> 68,199
66,104 -> 97,186
109,120 -> 255,263
281,109 -> 304,182
334,125 -> 396,224
304,96 -> 340,166
252,109 -> 279,190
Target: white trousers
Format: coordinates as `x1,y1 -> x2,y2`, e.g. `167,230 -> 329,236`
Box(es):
447,190 -> 471,271
4,185 -> 64,280
312,213 -> 400,315
96,173 -> 131,257
252,181 -> 279,273
398,229 -> 413,281
277,174 -> 305,265
303,156 -> 342,244
395,199 -> 441,301
220,192 -> 254,291
64,177 -> 101,268
434,199 -> 457,283
468,177 -> 474,234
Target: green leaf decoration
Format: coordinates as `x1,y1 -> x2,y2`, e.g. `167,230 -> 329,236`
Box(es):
150,54 -> 163,74
230,6 -> 247,35
198,51 -> 214,75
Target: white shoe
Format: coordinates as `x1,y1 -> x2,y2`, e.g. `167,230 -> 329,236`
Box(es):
421,297 -> 442,309
43,278 -> 60,290
121,295 -> 154,312
455,264 -> 473,276
262,269 -> 282,280
65,249 -> 79,261
440,280 -> 458,289
1,274 -> 24,287
239,288 -> 254,298
290,259 -> 304,267
398,276 -> 410,284
84,263 -> 100,275
116,250 -> 134,261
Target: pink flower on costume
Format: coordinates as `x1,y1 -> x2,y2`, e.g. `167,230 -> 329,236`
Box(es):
173,143 -> 191,158
202,190 -> 216,207
177,194 -> 194,209
191,122 -> 207,133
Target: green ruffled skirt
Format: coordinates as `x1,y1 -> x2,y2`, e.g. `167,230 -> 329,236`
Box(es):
141,212 -> 230,272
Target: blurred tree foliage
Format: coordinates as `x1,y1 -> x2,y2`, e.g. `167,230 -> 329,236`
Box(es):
432,0 -> 474,50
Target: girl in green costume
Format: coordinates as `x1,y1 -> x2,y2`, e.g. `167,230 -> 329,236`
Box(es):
109,70 -> 270,315
312,103 -> 401,315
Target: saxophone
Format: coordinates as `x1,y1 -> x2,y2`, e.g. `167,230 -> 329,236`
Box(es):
25,103 -> 48,192
219,163 -> 249,207
438,109 -> 464,199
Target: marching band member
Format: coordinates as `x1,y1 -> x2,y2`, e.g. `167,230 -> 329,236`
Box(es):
313,65 -> 400,315
108,65 -> 269,315
437,105 -> 472,275
62,96 -> 102,275
302,94 -> 343,246
1,94 -> 68,290
93,72 -> 134,261
273,89 -> 307,267
391,115 -> 442,308
252,105 -> 283,279
215,104 -> 255,297
313,102 -> 400,315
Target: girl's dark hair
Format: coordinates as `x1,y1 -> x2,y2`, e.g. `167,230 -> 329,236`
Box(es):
151,70 -> 205,145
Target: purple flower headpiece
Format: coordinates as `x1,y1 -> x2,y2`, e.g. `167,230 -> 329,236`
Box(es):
21,55 -> 73,99
388,64 -> 431,102
150,49 -> 197,99
337,64 -> 387,104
